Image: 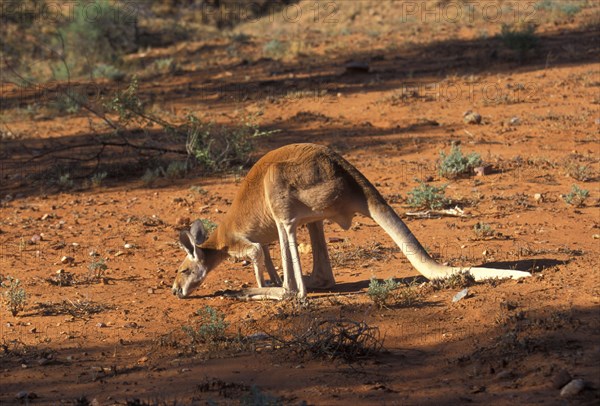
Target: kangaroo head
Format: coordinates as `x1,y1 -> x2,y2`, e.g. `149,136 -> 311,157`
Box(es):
172,220 -> 210,298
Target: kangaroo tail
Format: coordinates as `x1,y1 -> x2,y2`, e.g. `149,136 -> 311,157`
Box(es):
368,201 -> 532,281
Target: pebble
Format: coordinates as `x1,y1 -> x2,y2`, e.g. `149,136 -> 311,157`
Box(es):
15,391 -> 37,400
463,111 -> 482,125
96,322 -> 107,328
534,193 -> 544,203
124,243 -> 133,249
560,379 -> 585,397
61,256 -> 75,264
474,165 -> 493,176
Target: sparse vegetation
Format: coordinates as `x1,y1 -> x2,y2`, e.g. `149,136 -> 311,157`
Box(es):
566,162 -> 593,182
429,272 -> 476,290
499,23 -> 538,60
91,172 -> 108,187
186,114 -> 277,172
182,306 -> 229,351
406,182 -> 449,210
367,277 -> 400,308
1,276 -> 27,316
473,222 -> 495,238
367,278 -> 421,309
271,318 -> 384,362
564,184 -> 590,207
88,258 -> 108,281
438,145 -> 482,179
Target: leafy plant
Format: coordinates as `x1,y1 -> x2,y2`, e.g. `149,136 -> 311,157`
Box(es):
406,182 -> 448,210
165,161 -> 188,179
185,114 -> 277,172
88,258 -> 108,280
182,306 -> 229,351
473,222 -> 494,238
564,184 -> 590,207
566,163 -> 593,182
438,145 -> 482,179
58,173 -> 74,189
91,171 -> 108,187
367,278 -> 400,309
1,276 -> 26,316
499,23 -> 538,60
56,0 -> 137,78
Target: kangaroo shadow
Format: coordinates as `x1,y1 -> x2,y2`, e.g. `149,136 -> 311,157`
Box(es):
478,258 -> 566,272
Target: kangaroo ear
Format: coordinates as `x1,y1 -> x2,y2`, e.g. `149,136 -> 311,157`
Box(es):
189,220 -> 208,245
179,230 -> 197,258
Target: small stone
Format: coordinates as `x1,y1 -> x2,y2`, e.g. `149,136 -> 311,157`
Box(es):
56,269 -> 64,274
96,322 -> 106,328
463,110 -> 482,125
509,116 -> 521,126
328,237 -> 345,243
30,234 -> 41,244
61,256 -> 74,264
496,370 -> 513,380
147,288 -> 154,294
592,234 -> 599,240
41,213 -> 51,220
474,165 -> 493,176
534,193 -> 544,203
15,391 -> 36,400
241,260 -> 251,266
29,327 -> 37,334
124,243 -> 133,249
560,379 -> 585,397
89,250 -> 99,257
114,251 -> 125,257
345,61 -> 370,74
551,369 -> 572,389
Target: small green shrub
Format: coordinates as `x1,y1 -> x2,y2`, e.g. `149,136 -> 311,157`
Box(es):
406,182 -> 448,210
438,145 -> 482,179
141,168 -> 162,186
499,23 -> 538,59
165,161 -> 188,179
536,0 -> 584,18
564,184 -> 590,207
57,0 -> 137,78
1,276 -> 26,316
367,278 -> 400,309
183,306 -> 229,350
186,114 -> 277,172
58,173 -> 74,189
91,171 -> 108,187
473,222 -> 494,238
263,39 -> 287,59
566,163 -> 593,182
88,258 -> 108,280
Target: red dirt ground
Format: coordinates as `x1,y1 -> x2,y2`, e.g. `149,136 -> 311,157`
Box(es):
1,1 -> 599,405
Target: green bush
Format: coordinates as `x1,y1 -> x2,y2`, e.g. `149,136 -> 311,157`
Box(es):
564,184 -> 590,207
57,0 -> 137,78
406,182 -> 448,210
499,23 -> 538,60
1,276 -> 26,316
182,306 -> 229,351
438,145 -> 482,179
